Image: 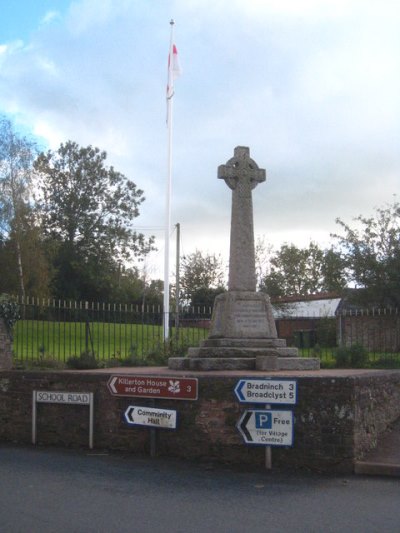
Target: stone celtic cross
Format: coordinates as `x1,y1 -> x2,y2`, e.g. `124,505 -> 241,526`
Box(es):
218,146 -> 266,292
168,145 -> 320,370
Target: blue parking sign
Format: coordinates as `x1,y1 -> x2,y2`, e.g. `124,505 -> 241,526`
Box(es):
255,411 -> 272,429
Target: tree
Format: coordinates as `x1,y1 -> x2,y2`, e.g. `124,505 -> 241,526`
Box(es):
0,207 -> 51,297
111,267 -> 163,307
109,265 -> 145,304
179,250 -> 226,307
143,279 -> 164,308
259,242 -> 346,298
255,236 -> 273,290
0,117 -> 48,298
332,199 -> 400,306
35,141 -> 154,300
320,247 -> 348,293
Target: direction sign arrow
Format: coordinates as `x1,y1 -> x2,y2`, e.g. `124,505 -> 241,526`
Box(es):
108,376 -> 118,394
239,411 -> 253,442
124,405 -> 177,429
237,409 -> 294,446
234,379 -> 297,405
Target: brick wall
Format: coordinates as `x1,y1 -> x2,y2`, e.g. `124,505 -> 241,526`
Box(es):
0,369 -> 399,473
353,373 -> 400,452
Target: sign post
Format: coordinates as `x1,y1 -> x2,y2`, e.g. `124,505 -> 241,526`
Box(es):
235,378 -> 297,470
109,375 -> 195,458
265,403 -> 272,470
32,390 -> 94,449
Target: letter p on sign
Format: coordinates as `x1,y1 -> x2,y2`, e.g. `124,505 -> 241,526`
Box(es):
255,412 -> 272,429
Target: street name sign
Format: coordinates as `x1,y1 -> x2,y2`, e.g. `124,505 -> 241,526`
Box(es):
108,375 -> 198,400
237,409 -> 294,446
32,390 -> 94,449
34,390 -> 91,405
124,406 -> 177,429
234,378 -> 297,405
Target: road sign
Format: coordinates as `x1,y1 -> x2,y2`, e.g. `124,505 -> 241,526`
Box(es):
124,406 -> 177,429
107,375 -> 198,400
237,409 -> 294,446
34,390 -> 91,405
32,391 -> 94,449
234,379 -> 297,404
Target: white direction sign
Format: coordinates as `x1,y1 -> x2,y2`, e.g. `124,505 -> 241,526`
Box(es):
234,379 -> 297,405
35,390 -> 91,405
237,409 -> 294,446
124,406 -> 177,429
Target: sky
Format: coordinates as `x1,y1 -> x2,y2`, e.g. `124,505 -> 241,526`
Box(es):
0,0 -> 399,280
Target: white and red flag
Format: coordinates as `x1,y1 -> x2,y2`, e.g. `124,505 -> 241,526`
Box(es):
167,43 -> 181,100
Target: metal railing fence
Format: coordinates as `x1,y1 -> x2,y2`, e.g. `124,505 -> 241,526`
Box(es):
10,297 -> 400,366
12,297 -> 212,362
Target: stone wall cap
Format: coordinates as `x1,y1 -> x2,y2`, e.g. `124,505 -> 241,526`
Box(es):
19,367 -> 397,379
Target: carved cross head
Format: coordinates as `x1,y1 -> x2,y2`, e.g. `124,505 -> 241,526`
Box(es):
217,146 -> 266,191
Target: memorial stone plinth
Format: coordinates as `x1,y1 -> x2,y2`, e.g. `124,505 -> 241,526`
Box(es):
169,147 -> 320,371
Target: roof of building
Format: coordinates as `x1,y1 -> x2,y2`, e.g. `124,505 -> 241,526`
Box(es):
271,294 -> 342,318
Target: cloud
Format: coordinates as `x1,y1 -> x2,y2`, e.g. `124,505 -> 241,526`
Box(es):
66,0 -> 132,34
0,0 -> 398,279
40,11 -> 61,26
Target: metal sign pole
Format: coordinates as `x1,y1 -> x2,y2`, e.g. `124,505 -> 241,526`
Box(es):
149,399 -> 157,458
89,392 -> 94,449
265,403 -> 272,470
32,390 -> 37,444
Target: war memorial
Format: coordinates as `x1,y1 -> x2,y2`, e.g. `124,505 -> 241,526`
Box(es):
169,146 -> 319,371
0,147 -> 399,475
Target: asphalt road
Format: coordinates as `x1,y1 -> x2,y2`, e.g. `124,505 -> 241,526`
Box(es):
0,445 -> 399,533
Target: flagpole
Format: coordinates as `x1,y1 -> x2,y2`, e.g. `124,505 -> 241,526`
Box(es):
163,19 -> 175,341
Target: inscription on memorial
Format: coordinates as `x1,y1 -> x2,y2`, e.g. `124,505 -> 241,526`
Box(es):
234,300 -> 268,333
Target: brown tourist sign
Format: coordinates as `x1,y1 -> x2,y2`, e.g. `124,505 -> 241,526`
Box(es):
107,375 -> 198,401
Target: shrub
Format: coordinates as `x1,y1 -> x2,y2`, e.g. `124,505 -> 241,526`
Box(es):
145,337 -> 190,366
105,354 -> 145,367
334,343 -> 369,368
0,294 -> 20,337
15,358 -> 66,371
66,351 -> 98,369
320,359 -> 336,369
102,343 -> 149,367
369,357 -> 400,369
312,343 -> 322,357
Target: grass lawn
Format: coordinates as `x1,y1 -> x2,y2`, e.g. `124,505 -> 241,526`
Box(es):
298,346 -> 400,369
13,320 -> 209,362
12,320 -> 400,369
